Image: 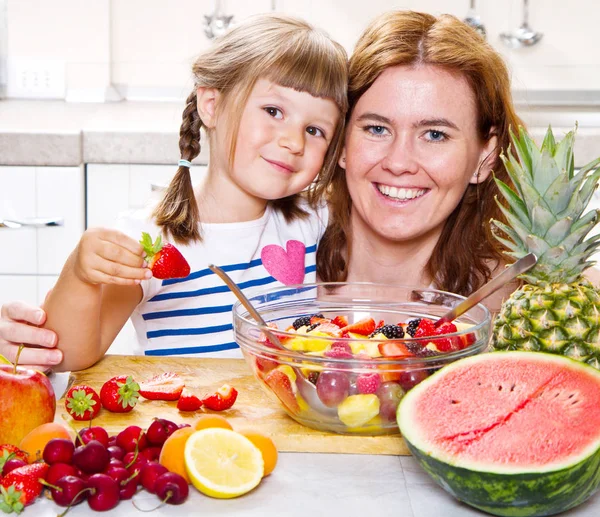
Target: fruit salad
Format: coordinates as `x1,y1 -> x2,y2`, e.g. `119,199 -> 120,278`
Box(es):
249,314 -> 478,435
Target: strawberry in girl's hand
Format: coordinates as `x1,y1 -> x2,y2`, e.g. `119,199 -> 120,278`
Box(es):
140,232 -> 190,280
0,462 -> 48,512
201,384 -> 238,411
100,375 -> 140,413
65,384 -> 101,421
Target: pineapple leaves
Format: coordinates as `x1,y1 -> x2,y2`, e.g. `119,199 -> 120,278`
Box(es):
509,126 -> 534,178
552,128 -> 576,178
494,179 -> 530,224
541,125 -> 557,156
490,219 -> 524,251
496,201 -> 532,244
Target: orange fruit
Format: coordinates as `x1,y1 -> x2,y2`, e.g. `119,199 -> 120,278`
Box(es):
159,426 -> 195,484
240,431 -> 278,476
192,414 -> 232,431
19,422 -> 73,463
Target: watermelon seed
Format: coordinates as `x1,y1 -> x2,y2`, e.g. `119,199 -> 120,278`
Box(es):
510,384 -> 515,392
451,400 -> 460,404
498,386 -> 503,391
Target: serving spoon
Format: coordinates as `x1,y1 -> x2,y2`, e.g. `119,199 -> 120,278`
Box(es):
434,253 -> 537,328
208,264 -> 338,418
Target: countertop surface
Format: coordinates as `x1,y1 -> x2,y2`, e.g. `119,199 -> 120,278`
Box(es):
1,99 -> 599,167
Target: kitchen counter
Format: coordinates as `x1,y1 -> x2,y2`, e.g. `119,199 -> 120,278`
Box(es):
0,100 -> 599,167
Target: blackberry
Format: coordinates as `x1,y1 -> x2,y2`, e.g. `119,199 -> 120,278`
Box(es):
406,342 -> 438,358
291,313 -> 323,330
405,318 -> 422,337
370,324 -> 404,339
306,323 -> 319,332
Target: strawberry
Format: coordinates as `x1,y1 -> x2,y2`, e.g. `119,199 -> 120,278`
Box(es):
310,322 -> 343,337
65,384 -> 101,421
100,375 -> 140,413
378,340 -> 414,358
356,373 -> 381,394
432,322 -> 461,352
0,446 -> 28,474
0,462 -> 48,512
414,318 -> 436,338
340,317 -> 376,336
264,369 -> 300,414
177,388 -> 203,412
139,372 -> 185,401
310,316 -> 330,326
202,384 -> 238,412
331,315 -> 348,328
140,232 -> 190,280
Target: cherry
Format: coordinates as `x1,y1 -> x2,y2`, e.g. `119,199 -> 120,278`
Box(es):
2,458 -> 27,475
86,473 -> 120,512
46,462 -> 77,485
107,458 -> 125,470
105,466 -> 138,500
116,426 -> 147,453
139,446 -> 161,462
43,438 -> 75,465
107,436 -> 117,447
49,475 -> 88,507
154,472 -> 189,505
126,456 -> 148,479
140,462 -> 168,494
72,440 -> 110,474
79,426 -> 110,448
107,445 -> 125,461
145,419 -> 179,446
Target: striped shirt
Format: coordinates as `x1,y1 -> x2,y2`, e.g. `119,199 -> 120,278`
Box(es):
118,203 -> 328,358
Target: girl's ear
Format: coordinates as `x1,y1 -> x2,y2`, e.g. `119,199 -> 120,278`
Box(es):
469,130 -> 498,185
338,148 -> 347,170
196,87 -> 220,129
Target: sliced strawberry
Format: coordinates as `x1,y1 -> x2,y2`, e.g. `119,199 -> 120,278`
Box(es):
340,317 -> 376,336
100,375 -> 140,413
140,232 -> 190,280
414,318 -> 436,338
65,384 -> 101,421
459,332 -> 477,350
378,341 -> 414,358
376,319 -> 385,329
264,369 -> 300,414
310,322 -> 342,337
432,322 -> 460,352
310,316 -> 330,326
0,462 -> 49,511
139,372 -> 185,401
331,315 -> 348,328
201,384 -> 238,412
176,388 -> 203,412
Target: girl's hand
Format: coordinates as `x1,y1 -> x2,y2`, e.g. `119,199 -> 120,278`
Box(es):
0,302 -> 61,370
73,228 -> 150,286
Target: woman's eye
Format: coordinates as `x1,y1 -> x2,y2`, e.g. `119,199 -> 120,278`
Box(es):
365,125 -> 389,136
425,129 -> 448,142
306,126 -> 325,138
264,107 -> 283,119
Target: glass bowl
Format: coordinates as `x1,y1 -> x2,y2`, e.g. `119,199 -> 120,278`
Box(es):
233,282 -> 491,435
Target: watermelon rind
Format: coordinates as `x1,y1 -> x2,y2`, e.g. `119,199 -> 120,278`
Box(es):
398,351 -> 600,517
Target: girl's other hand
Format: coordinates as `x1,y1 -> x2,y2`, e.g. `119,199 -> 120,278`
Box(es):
73,228 -> 150,286
0,302 -> 61,369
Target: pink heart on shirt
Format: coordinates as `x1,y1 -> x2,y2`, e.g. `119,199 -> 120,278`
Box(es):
261,240 -> 306,286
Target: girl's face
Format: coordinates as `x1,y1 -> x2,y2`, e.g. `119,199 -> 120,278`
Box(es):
213,78 -> 340,202
340,64 -> 497,247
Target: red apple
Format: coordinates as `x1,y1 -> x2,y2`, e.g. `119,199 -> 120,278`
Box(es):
0,364 -> 56,445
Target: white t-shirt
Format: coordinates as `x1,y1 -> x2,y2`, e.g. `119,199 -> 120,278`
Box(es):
117,203 -> 328,358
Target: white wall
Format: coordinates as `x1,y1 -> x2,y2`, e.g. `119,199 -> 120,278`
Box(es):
5,0 -> 600,101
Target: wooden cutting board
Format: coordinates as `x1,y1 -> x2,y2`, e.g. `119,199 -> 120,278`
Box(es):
54,355 -> 409,455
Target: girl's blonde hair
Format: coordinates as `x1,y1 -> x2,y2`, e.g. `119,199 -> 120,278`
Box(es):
154,13 -> 348,243
316,10 -> 523,295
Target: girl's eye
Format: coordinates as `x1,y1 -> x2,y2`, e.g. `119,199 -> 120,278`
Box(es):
306,126 -> 325,138
425,129 -> 448,142
264,107 -> 283,119
365,125 -> 389,137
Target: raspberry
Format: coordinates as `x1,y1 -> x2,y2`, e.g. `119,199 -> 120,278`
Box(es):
324,346 -> 353,359
369,324 -> 405,339
330,341 -> 352,353
405,318 -> 421,337
356,373 -> 381,394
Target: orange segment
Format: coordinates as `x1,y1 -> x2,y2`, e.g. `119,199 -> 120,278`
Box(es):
192,414 -> 232,431
19,422 -> 72,463
158,426 -> 194,484
240,431 -> 278,476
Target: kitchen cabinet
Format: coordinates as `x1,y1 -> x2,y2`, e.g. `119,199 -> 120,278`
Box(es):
86,164 -> 208,229
0,166 -> 84,308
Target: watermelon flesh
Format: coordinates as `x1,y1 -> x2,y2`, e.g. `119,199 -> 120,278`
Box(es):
398,351 -> 600,516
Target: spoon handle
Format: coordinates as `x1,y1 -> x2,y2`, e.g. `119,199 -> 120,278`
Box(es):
434,253 -> 537,328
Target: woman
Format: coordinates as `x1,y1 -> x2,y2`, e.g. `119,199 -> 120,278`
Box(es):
0,10 -> 523,369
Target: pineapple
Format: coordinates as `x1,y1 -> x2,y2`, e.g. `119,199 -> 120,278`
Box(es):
491,125 -> 600,368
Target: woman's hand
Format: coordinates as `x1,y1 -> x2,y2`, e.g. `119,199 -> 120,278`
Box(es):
0,302 -> 61,370
73,228 -> 150,286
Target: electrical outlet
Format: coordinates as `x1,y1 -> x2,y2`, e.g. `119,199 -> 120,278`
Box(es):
6,58 -> 66,99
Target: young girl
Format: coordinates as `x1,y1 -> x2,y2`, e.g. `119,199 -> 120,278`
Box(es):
43,13 -> 348,371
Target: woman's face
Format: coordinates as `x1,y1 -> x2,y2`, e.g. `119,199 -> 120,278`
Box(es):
340,64 -> 496,247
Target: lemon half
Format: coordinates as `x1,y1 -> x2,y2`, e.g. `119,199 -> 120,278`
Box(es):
184,428 -> 264,499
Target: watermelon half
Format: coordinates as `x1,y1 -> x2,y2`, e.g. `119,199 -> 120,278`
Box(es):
397,351 -> 600,517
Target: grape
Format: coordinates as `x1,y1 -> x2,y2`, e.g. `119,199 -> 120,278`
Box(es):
398,369 -> 429,391
376,381 -> 405,422
316,370 -> 350,407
